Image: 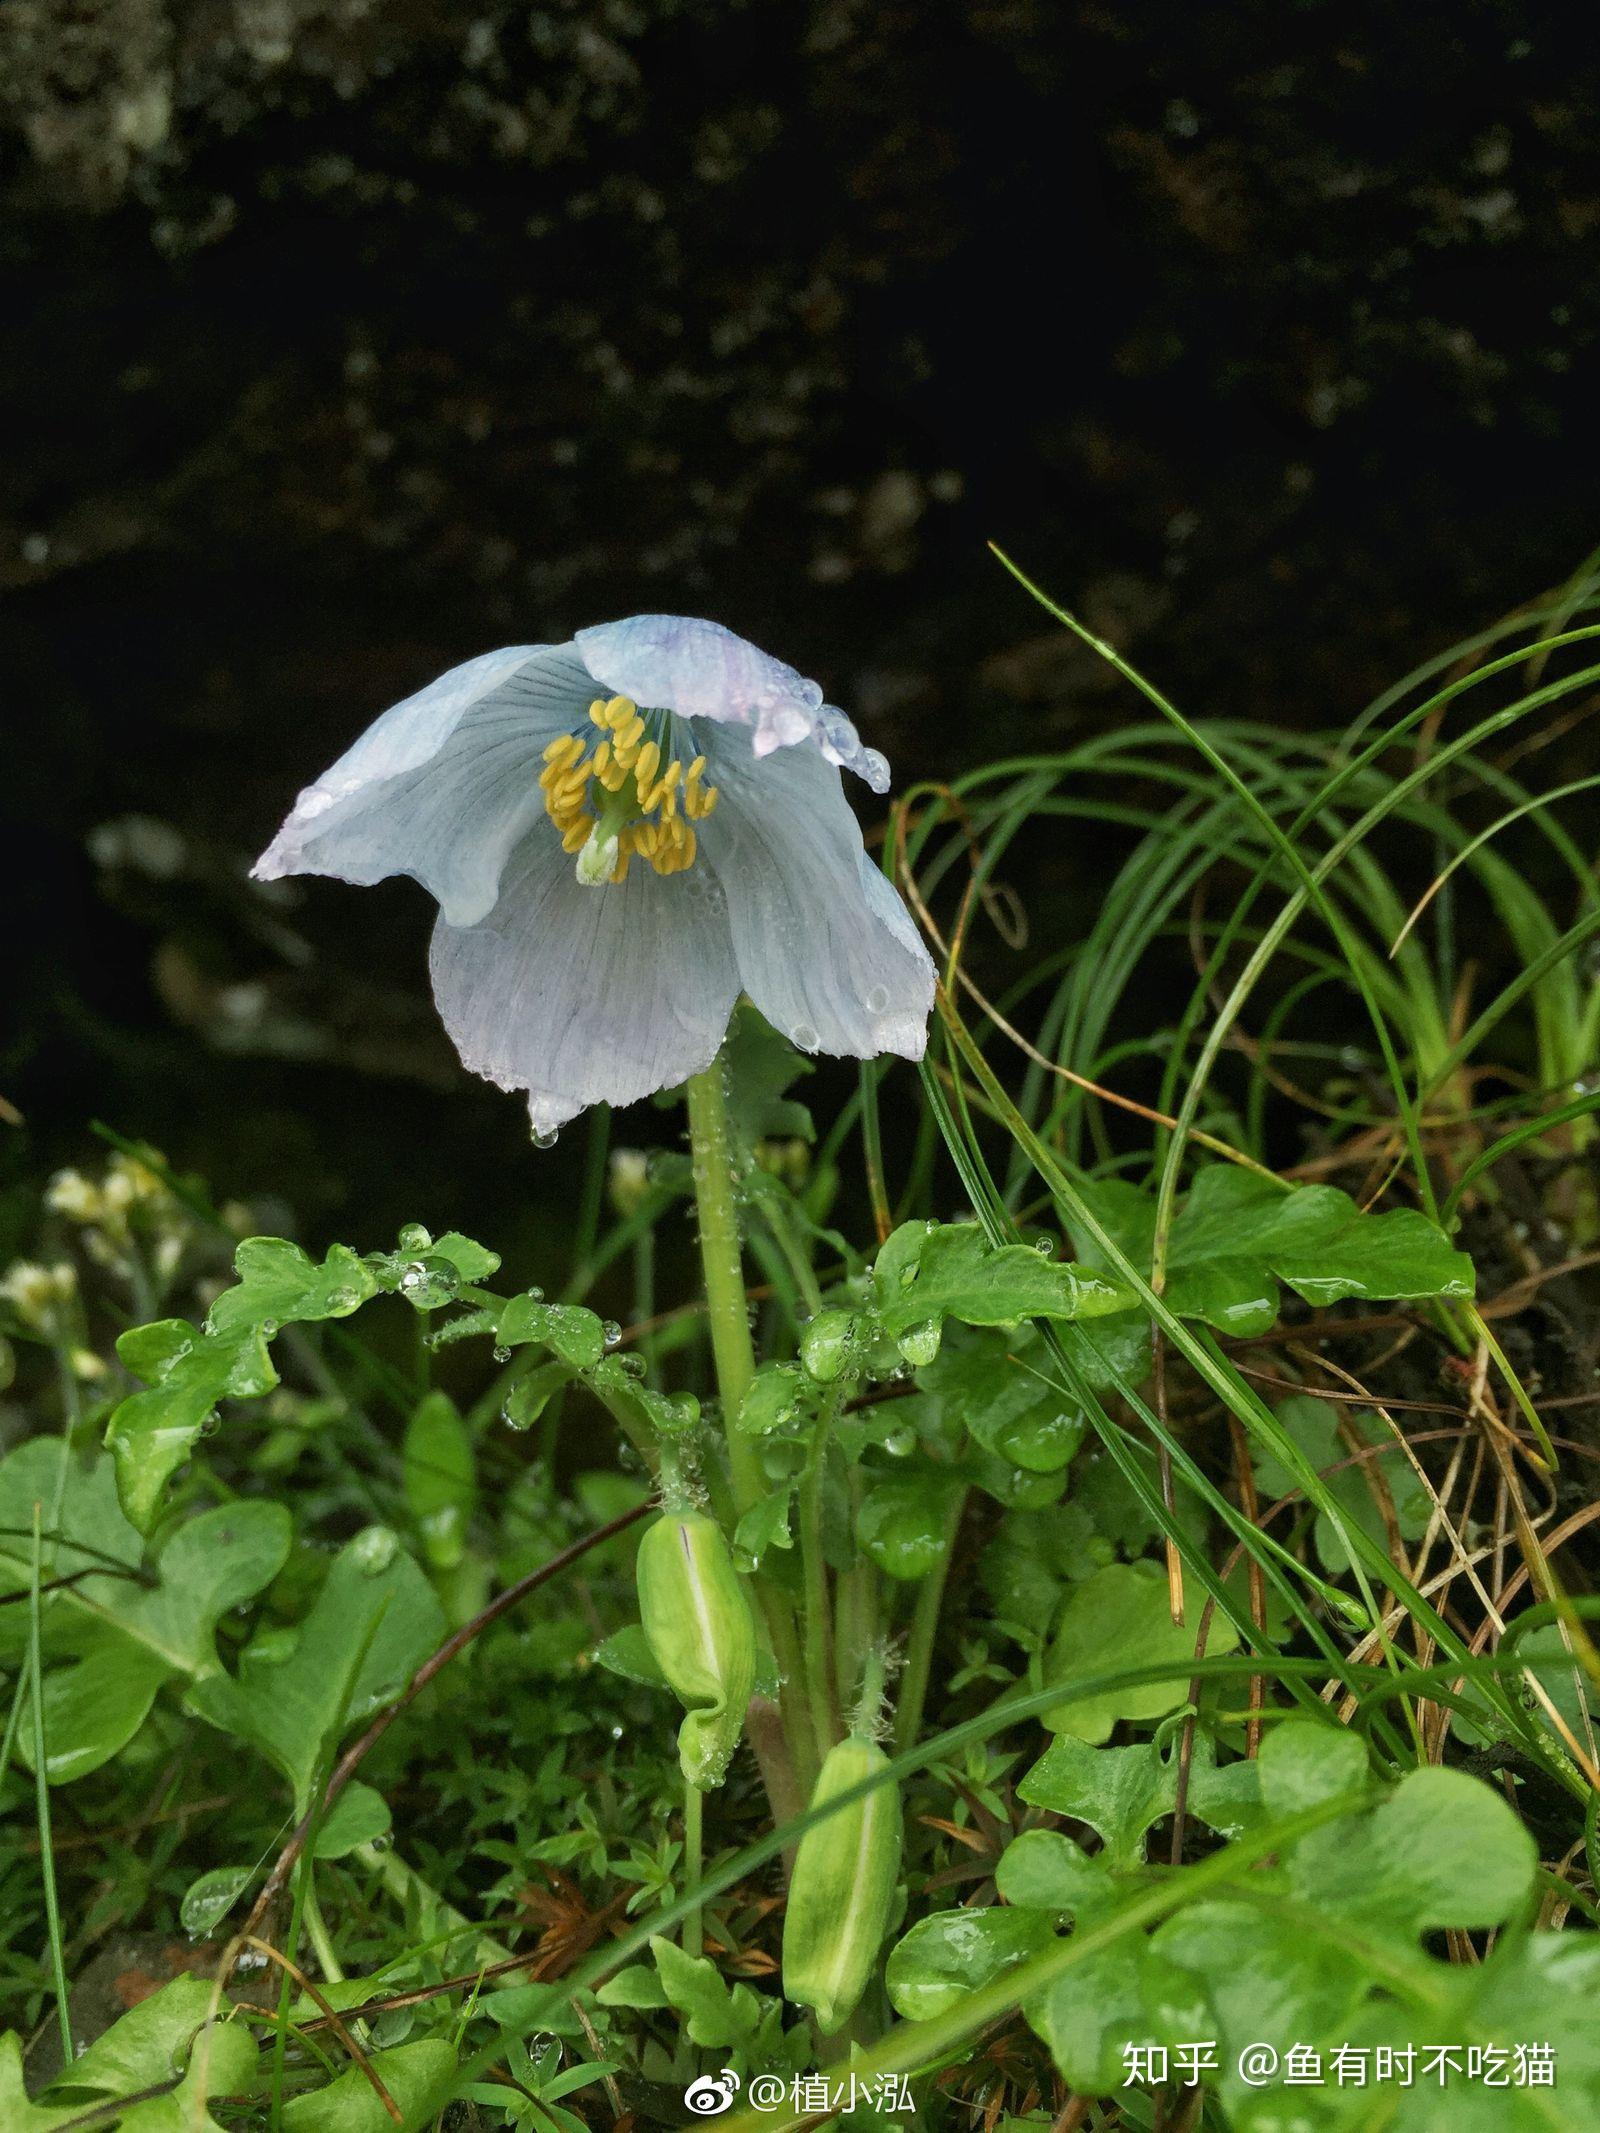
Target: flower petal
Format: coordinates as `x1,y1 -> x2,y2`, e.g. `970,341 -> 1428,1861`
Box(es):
696,729 -> 934,1061
575,615 -> 889,793
428,831 -> 743,1133
253,644 -> 593,927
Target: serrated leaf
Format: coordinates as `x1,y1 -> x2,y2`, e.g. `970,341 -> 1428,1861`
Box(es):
207,1237 -> 378,1335
587,1355 -> 699,1438
650,1935 -> 762,2050
721,1000 -> 815,1147
108,1237 -> 377,1531
734,1487 -> 794,1565
921,1328 -> 1087,1473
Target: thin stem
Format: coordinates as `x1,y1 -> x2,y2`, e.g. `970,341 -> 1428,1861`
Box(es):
30,1504 -> 73,2067
301,1880 -> 346,1986
355,1841 -> 513,1972
682,1780 -> 704,1959
894,1487 -> 965,1754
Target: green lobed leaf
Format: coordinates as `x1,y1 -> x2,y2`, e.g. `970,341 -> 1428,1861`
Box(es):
282,2039 -> 458,2132
650,1935 -> 763,2050
0,1441 -> 289,1784
1253,1395 -> 1430,1574
496,1294 -> 607,1369
1018,1730 -> 1266,1869
186,1526 -> 444,1813
1040,1561 -> 1238,1741
1070,1165 -> 1474,1339
874,1222 -> 1130,1340
108,1235 -> 382,1531
34,1976 -> 256,2130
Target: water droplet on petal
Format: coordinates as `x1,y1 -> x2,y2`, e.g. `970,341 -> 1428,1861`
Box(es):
533,1125 -> 560,1150
790,1021 -> 819,1051
866,985 -> 890,1013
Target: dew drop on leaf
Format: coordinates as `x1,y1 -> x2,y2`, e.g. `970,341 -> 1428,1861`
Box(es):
896,1318 -> 943,1368
349,1525 -> 399,1576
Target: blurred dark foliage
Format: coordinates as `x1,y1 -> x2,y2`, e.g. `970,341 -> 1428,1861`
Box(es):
2,0 -> 1596,1259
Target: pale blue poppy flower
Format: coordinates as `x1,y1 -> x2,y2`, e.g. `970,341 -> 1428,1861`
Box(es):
255,615 -> 935,1134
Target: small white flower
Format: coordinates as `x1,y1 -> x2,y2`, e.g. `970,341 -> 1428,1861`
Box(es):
46,1169 -> 103,1223
0,1259 -> 78,1332
608,1148 -> 652,1217
255,615 -> 935,1132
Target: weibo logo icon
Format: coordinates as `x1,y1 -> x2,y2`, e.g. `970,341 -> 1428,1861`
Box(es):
684,2069 -> 741,2115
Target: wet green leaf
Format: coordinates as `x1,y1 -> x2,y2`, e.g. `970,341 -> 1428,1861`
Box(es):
1040,1561 -> 1237,1741
283,2039 -> 457,2131
1253,1395 -> 1430,1573
0,1441 -> 289,1785
1070,1166 -> 1474,1339
874,1222 -> 1129,1339
497,1295 -> 606,1369
855,1465 -> 963,1579
187,1527 -> 444,1813
402,1390 -> 475,1570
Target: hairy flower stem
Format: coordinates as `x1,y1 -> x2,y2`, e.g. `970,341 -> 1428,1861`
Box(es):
799,1385 -> 844,1764
683,1779 -> 704,1959
685,1057 -> 816,1798
685,1063 -> 761,1503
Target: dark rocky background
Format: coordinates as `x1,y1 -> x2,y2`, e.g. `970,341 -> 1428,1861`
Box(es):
3,0 -> 1597,1260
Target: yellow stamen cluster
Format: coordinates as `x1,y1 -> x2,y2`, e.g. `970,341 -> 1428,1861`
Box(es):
539,696 -> 718,883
